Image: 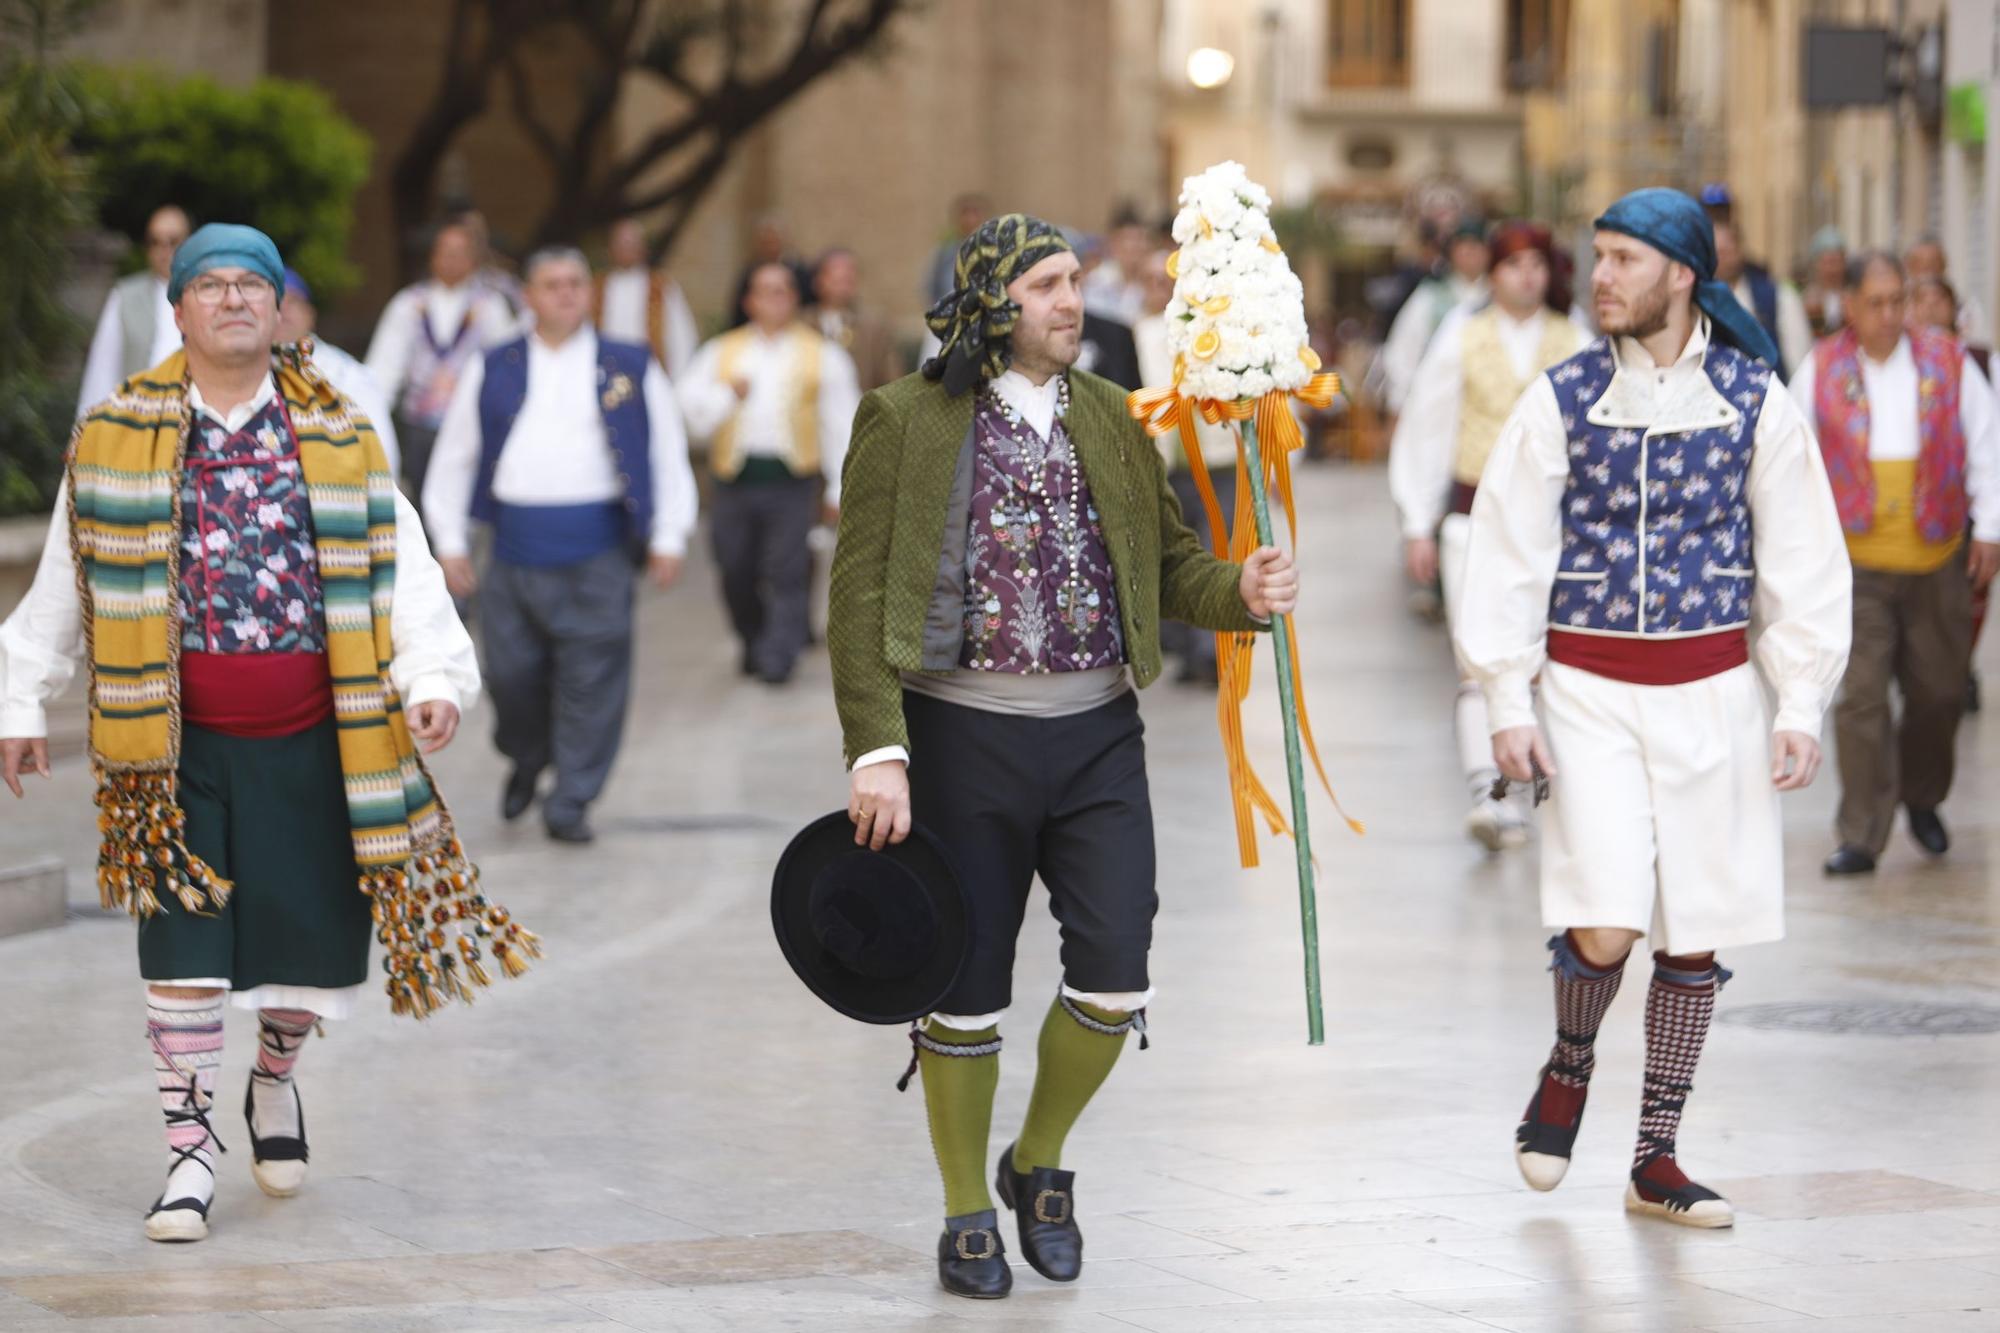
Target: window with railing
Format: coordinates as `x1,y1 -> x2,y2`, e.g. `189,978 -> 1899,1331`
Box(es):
1327,0 -> 1409,89
1506,0 -> 1569,92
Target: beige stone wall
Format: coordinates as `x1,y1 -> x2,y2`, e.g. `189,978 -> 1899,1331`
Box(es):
54,0 -> 268,86
622,0 -> 1166,345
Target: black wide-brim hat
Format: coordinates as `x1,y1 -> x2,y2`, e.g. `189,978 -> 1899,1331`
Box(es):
771,811 -> 968,1024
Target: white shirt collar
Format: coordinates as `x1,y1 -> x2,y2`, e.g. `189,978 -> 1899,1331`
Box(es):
1862,335 -> 1913,371
1493,305 -> 1544,333
188,373 -> 278,432
529,325 -> 596,359
1613,313 -> 1713,372
991,368 -> 1063,439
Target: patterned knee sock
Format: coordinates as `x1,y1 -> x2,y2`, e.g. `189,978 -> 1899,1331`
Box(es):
1537,932 -> 1629,1126
147,991 -> 225,1205
1013,995 -> 1140,1173
251,1008 -> 316,1139
909,1021 -> 1002,1218
1634,952 -> 1730,1184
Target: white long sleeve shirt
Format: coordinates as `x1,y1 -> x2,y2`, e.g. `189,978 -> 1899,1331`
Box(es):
1788,337 -> 2000,544
0,375 -> 479,740
1454,319 -> 1852,740
420,326 -> 698,560
76,277 -> 179,417
677,325 -> 861,503
598,268 -> 701,382
1388,304 -> 1590,540
310,340 -> 401,477
363,280 -> 519,405
1377,274 -> 1487,415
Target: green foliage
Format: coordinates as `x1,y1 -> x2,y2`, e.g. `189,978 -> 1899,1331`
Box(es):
76,68 -> 371,300
0,0 -> 97,517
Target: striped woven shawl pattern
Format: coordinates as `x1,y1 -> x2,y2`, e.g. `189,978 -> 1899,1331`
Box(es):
68,344 -> 538,1016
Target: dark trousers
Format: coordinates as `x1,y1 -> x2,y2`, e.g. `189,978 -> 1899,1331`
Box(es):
904,689 -> 1158,1015
711,475 -> 818,679
396,414 -> 438,502
1160,468 -> 1236,676
1835,557 -> 1973,853
481,548 -> 636,826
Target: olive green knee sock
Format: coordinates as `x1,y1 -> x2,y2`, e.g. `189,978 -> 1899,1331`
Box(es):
1012,996 -> 1134,1173
916,1021 -> 1002,1217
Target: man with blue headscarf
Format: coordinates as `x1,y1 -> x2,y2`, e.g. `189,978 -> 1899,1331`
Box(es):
1452,188 -> 1853,1230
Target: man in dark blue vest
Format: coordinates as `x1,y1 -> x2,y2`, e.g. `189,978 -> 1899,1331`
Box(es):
424,246 -> 698,844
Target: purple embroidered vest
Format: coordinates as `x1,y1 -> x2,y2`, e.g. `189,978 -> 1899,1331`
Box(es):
960,393 -> 1125,672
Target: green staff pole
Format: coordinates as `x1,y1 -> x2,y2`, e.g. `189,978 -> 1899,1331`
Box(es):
1238,416 -> 1324,1046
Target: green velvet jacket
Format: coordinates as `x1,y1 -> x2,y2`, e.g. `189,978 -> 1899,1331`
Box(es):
828,368 -> 1260,766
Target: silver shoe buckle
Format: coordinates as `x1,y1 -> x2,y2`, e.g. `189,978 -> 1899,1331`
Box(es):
1033,1189 -> 1071,1225
954,1227 -> 997,1261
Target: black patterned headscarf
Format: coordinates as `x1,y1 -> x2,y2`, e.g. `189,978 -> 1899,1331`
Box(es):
922,213 -> 1074,397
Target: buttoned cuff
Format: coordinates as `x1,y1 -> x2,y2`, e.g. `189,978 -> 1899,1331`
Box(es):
0,703 -> 47,740
851,745 -> 909,771
400,674 -> 462,715
1771,697 -> 1825,741
1482,673 -> 1538,734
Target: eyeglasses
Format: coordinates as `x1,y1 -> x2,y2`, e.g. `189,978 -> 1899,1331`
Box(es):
147,234 -> 186,250
184,275 -> 277,306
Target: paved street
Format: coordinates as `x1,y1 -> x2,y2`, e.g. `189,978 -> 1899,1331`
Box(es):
2,463 -> 1999,1331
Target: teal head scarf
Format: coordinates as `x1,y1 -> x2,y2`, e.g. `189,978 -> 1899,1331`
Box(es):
168,223 -> 286,307
1593,188 -> 1780,368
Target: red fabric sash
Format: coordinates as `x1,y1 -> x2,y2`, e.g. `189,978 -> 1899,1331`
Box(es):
1546,629 -> 1747,686
180,651 -> 334,737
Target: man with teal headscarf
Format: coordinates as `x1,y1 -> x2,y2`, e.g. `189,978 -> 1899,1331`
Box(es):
1452,187 -> 1852,1230
1,222 -> 480,1243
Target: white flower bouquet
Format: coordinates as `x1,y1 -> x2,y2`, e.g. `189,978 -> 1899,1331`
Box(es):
1162,161 -> 1323,405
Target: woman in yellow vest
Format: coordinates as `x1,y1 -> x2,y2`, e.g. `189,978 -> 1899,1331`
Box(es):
1389,221 -> 1591,850
679,262 -> 862,684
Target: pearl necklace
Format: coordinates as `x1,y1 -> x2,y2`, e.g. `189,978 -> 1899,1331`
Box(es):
986,375 -> 1096,664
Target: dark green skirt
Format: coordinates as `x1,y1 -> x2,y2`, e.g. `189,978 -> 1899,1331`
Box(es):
136,718 -> 371,990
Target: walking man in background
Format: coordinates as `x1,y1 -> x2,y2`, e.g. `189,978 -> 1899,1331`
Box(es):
366,218 -> 518,496
424,247 -> 698,845
77,204 -> 191,415
1792,252 -> 2000,875
594,217 -> 700,383
680,261 -> 858,685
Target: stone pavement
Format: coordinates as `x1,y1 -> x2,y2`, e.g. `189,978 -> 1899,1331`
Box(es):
1,465 -> 1998,1332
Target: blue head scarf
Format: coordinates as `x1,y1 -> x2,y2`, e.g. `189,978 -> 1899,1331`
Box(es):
168,223 -> 286,307
1593,188 -> 1780,368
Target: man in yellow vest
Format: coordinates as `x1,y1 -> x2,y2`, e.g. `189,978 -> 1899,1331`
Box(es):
1391,221 -> 1591,850
680,262 -> 861,684
1791,251 -> 2000,875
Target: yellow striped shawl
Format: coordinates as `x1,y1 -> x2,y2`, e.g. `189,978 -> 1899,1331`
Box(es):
68,344 -> 539,1017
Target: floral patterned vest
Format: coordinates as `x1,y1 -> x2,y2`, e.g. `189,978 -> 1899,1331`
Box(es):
959,391 -> 1125,672
1547,339 -> 1771,636
178,394 -> 327,654
1810,327 -> 1967,542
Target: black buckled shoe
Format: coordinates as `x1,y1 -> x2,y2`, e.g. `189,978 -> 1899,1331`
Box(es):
244,1073 -> 309,1197
936,1209 -> 1012,1299
995,1141 -> 1082,1282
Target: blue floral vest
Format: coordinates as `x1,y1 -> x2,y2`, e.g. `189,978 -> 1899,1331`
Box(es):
1547,338 -> 1772,636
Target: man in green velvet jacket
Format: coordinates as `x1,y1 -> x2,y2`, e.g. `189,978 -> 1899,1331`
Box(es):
828,214 -> 1297,1300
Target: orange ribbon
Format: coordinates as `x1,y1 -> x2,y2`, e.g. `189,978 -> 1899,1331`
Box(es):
1126,373 -> 1361,868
